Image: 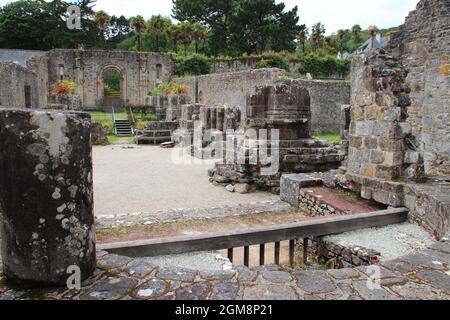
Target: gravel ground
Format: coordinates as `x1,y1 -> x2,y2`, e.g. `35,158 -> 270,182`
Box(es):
325,222 -> 435,260
93,145 -> 278,216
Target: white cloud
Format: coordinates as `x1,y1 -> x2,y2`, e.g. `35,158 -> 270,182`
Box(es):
0,0 -> 419,34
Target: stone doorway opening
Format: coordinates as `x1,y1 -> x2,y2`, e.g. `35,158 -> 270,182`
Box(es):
100,66 -> 124,112
24,85 -> 32,108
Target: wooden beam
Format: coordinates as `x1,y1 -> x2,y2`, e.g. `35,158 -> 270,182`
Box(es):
99,208 -> 408,258
289,240 -> 295,266
260,243 -> 265,266
274,242 -> 280,265
244,246 -> 250,267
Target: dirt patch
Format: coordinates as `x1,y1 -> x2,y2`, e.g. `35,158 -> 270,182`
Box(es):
97,208 -> 311,243
303,187 -> 384,213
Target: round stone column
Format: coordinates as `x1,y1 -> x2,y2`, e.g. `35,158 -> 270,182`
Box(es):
0,108 -> 96,286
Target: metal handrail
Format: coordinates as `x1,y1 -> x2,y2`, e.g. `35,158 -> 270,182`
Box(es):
112,107 -> 117,135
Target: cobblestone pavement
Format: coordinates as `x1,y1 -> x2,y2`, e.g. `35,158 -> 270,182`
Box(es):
1,236 -> 449,300
96,200 -> 291,229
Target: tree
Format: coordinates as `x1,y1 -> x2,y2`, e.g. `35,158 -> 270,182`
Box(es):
172,0 -> 237,56
229,0 -> 301,55
167,24 -> 181,52
351,24 -> 362,43
336,29 -> 350,52
149,15 -> 168,52
177,22 -> 194,56
0,0 -> 101,50
108,15 -> 132,45
297,26 -> 309,53
368,25 -> 380,38
368,25 -> 380,48
311,22 -> 326,51
94,10 -> 111,44
130,15 -> 147,51
192,23 -> 208,53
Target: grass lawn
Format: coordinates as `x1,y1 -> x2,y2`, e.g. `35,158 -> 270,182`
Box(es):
314,132 -> 341,143
107,135 -> 134,145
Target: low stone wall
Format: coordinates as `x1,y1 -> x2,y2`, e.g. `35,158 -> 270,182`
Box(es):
91,123 -> 109,146
135,121 -> 179,145
298,189 -> 349,217
47,94 -> 82,111
210,57 -> 301,74
340,172 -> 450,240
307,238 -> 381,269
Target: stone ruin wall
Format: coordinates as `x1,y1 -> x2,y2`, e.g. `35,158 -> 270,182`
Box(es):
210,57 -> 301,74
343,0 -> 450,239
0,62 -> 41,109
390,0 -> 450,176
178,69 -> 351,134
27,49 -> 174,109
177,69 -> 284,116
280,79 -> 351,134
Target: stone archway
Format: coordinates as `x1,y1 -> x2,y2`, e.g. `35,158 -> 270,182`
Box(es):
97,65 -> 126,112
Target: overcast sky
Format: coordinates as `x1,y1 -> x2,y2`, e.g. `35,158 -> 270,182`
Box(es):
1,0 -> 419,34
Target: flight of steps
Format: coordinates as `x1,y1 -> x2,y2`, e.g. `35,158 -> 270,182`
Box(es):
114,119 -> 134,136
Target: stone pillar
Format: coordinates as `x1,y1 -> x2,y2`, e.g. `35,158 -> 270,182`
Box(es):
216,107 -> 225,132
0,108 -> 96,286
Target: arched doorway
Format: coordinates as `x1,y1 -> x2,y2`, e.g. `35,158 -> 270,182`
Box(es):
98,65 -> 125,112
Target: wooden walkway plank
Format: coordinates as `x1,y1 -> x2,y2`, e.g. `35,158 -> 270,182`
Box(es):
99,208 -> 409,258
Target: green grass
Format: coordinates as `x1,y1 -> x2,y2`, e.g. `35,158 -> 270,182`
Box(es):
314,132 -> 341,143
107,135 -> 134,145
89,111 -> 128,121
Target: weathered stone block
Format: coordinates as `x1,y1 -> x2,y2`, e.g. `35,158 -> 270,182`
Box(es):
0,108 -> 96,286
280,174 -> 323,207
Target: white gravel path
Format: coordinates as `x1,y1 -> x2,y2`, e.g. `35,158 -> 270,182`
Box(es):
93,145 -> 278,216
325,222 -> 435,260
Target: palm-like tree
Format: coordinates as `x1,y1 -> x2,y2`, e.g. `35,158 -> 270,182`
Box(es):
151,15 -> 166,52
192,23 -> 208,53
94,10 -> 111,44
311,22 -> 326,51
368,25 -> 380,48
130,15 -> 147,51
167,24 -> 181,53
351,24 -> 362,43
178,22 -> 194,56
296,26 -> 309,53
336,29 -> 347,52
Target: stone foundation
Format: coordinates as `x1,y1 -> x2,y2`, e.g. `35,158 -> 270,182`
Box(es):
307,238 -> 381,269
135,121 -> 179,145
208,84 -> 344,193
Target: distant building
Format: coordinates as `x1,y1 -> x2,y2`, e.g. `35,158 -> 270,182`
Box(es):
356,34 -> 388,54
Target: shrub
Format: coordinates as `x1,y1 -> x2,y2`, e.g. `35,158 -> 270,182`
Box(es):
298,54 -> 350,78
51,80 -> 77,95
148,82 -> 189,96
175,54 -> 211,76
256,55 -> 290,72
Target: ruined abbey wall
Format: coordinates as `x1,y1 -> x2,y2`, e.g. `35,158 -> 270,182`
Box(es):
390,0 -> 450,176
343,0 -> 450,239
0,62 -> 40,109
178,69 -> 283,111
178,69 -> 350,133
28,49 -> 174,109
